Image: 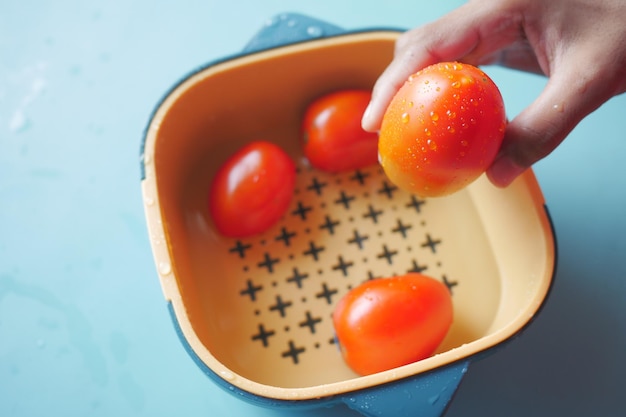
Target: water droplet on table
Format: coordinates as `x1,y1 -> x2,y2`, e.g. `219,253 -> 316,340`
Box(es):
9,110 -> 31,133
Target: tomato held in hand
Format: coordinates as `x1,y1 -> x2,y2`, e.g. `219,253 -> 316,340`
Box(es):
302,90 -> 379,172
332,273 -> 453,376
209,141 -> 296,238
378,62 -> 506,197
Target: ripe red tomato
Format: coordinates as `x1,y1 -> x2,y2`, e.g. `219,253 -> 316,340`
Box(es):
378,62 -> 506,197
302,90 -> 379,172
209,141 -> 296,238
332,273 -> 453,376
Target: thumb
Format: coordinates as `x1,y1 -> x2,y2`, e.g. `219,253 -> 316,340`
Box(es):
486,65 -> 611,187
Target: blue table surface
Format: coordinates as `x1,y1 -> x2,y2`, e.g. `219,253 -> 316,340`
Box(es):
2,1 -> 625,416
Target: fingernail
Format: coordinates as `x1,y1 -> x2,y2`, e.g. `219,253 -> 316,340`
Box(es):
487,156 -> 526,187
361,102 -> 372,129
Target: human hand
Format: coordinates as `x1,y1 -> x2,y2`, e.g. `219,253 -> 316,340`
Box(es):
363,0 -> 626,187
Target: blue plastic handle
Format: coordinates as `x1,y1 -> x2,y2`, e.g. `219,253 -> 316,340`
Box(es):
243,12 -> 345,53
343,361 -> 469,417
168,300 -> 470,417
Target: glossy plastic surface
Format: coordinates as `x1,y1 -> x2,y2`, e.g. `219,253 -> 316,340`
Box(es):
140,14 -> 555,417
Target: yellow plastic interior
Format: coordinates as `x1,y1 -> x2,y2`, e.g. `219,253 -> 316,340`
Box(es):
141,31 -> 555,400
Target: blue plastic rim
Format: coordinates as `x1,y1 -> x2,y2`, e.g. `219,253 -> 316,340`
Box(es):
141,12 -> 557,417
167,301 -> 470,417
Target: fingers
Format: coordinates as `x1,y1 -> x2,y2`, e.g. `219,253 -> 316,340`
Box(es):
486,58 -> 614,187
361,8 -> 475,132
361,36 -> 442,132
487,0 -> 626,187
362,1 -> 524,132
364,0 -> 626,189
476,40 -> 544,75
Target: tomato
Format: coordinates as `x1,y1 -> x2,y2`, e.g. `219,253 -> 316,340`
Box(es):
378,62 -> 506,197
209,141 -> 296,238
302,90 -> 379,172
332,273 -> 453,376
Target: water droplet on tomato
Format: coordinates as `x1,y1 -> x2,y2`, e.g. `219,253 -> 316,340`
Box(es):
447,126 -> 455,133
401,112 -> 410,124
424,128 -> 431,137
453,63 -> 463,71
461,140 -> 469,146
430,111 -> 439,122
427,139 -> 437,150
451,81 -> 461,88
